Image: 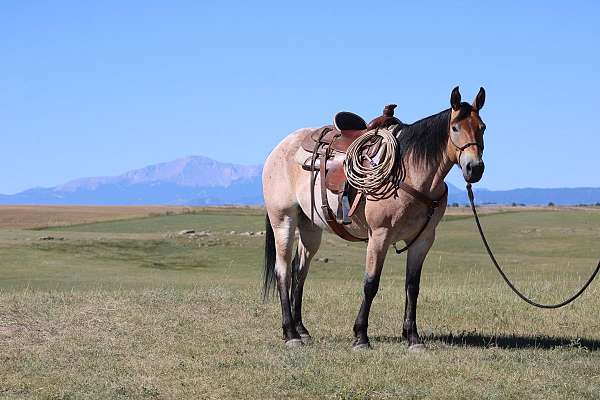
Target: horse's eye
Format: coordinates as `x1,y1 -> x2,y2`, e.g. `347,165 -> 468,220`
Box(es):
452,125 -> 459,132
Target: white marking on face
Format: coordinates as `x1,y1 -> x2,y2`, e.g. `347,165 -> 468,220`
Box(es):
460,151 -> 480,170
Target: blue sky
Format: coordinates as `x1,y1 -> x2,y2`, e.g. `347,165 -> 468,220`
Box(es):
1,1 -> 599,194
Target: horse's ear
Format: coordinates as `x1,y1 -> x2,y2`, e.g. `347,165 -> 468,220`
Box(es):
474,87 -> 486,111
450,86 -> 461,111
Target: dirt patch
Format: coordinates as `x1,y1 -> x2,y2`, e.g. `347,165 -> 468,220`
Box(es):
0,321 -> 51,344
0,324 -> 21,337
0,324 -> 28,341
0,311 -> 52,344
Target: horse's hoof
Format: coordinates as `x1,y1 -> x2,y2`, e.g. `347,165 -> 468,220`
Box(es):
300,334 -> 313,345
352,342 -> 371,352
285,338 -> 303,348
408,343 -> 426,353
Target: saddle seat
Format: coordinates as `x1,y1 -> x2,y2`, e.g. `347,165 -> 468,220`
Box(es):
334,111 -> 368,131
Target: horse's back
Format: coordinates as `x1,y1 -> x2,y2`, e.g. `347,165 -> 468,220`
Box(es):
262,128 -> 314,210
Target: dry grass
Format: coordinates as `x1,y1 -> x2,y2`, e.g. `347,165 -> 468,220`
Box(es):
0,205 -> 195,229
444,204 -> 555,216
0,203 -> 566,230
0,207 -> 599,399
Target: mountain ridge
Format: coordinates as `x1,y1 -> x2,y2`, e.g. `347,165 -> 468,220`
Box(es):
55,155 -> 261,192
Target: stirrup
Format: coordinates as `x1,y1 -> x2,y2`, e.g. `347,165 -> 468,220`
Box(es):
336,186 -> 352,225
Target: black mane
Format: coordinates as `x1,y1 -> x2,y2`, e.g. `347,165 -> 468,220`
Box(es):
397,102 -> 473,167
397,109 -> 451,168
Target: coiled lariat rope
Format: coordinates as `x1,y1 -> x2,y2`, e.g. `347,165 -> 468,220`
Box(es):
467,183 -> 600,308
344,126 -> 402,200
344,125 -> 440,255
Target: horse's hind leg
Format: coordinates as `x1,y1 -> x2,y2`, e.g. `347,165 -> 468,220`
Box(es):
291,215 -> 323,344
265,209 -> 302,346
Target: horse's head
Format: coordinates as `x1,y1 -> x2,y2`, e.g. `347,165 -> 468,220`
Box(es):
448,86 -> 486,183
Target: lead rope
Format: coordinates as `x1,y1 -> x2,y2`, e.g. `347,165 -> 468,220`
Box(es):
466,183 -> 600,309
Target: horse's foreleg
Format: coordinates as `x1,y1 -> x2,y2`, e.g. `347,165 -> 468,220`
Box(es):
352,229 -> 390,350
402,234 -> 434,351
271,214 -> 302,347
292,220 -> 322,344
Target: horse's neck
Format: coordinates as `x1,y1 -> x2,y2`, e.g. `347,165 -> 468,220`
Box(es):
403,148 -> 454,199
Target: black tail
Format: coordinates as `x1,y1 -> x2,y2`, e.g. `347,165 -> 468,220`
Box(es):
262,215 -> 277,301
290,248 -> 300,299
262,214 -> 300,301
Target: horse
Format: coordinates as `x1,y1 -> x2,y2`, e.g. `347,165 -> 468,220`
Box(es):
262,86 -> 486,351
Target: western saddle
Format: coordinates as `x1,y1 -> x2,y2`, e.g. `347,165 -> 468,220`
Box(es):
300,104 -> 402,241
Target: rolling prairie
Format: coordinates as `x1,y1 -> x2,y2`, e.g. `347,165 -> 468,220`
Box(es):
0,206 -> 599,399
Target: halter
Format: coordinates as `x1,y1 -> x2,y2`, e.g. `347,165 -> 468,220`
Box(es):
448,113 -> 484,164
450,138 -> 483,154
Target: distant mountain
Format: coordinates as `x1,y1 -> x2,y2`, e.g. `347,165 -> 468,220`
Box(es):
448,186 -> 600,206
56,155 -> 260,192
0,156 -> 598,206
0,156 -> 263,206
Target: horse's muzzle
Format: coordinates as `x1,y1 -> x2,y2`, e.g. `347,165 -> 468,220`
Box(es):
463,160 -> 485,183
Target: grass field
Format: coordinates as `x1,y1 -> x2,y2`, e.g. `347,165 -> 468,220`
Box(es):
0,205 -> 198,229
1,206 -> 599,399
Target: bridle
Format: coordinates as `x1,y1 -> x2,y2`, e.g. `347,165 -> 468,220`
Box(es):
451,138 -> 483,154
448,114 -> 484,165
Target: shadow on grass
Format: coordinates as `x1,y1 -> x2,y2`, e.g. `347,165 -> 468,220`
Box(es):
372,332 -> 600,350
